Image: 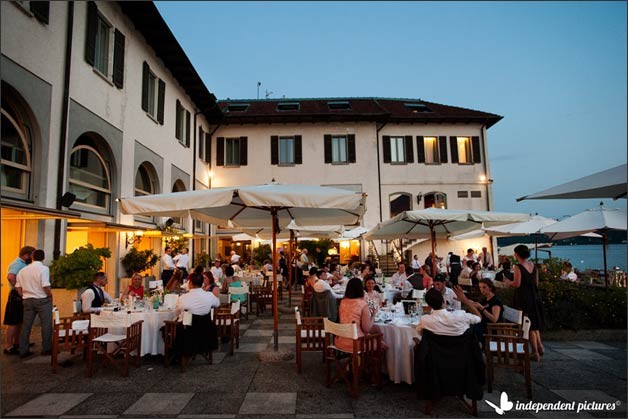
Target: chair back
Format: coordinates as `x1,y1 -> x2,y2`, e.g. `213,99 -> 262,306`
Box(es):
324,318 -> 358,340
90,312 -> 130,329
522,316 -> 531,340
502,305 -> 523,324
412,289 -> 425,300
295,306 -> 302,326
231,299 -> 241,315
164,294 -> 179,309
72,319 -> 90,331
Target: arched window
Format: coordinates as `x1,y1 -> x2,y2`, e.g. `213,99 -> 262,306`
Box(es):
69,145 -> 111,211
424,192 -> 447,209
171,179 -> 186,225
389,192 -> 412,218
1,107 -> 32,197
135,162 -> 157,197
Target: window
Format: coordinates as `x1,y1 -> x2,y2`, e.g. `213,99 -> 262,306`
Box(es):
471,191 -> 482,198
85,2 -> 125,88
450,136 -> 481,164
424,137 -> 439,163
69,145 -> 111,211
328,101 -> 351,110
141,62 -> 165,123
331,136 -> 347,163
457,191 -> 469,198
389,193 -> 412,217
171,180 -> 186,226
391,136 -> 405,163
424,192 -> 447,209
324,134 -> 355,164
270,135 -> 301,165
279,137 -> 295,164
224,104 -> 249,112
216,137 -> 247,167
276,102 -> 300,111
13,1 -> 50,24
175,100 -> 191,146
382,136 -> 413,164
1,109 -> 32,196
135,163 -> 156,197
404,103 -> 432,113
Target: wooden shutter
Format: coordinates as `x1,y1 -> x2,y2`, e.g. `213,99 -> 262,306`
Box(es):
438,136 -> 448,163
204,134 -> 211,163
347,134 -> 356,163
113,29 -> 125,88
239,136 -> 248,165
30,1 -> 49,24
185,111 -> 191,147
175,100 -> 181,139
270,136 -> 279,165
141,62 -> 149,112
323,134 -> 332,163
294,135 -> 302,164
472,136 -> 481,163
416,136 -> 425,163
449,136 -> 459,163
198,127 -> 204,159
85,1 -> 98,65
404,135 -> 414,163
216,137 -> 224,166
157,79 -> 165,124
382,136 -> 391,163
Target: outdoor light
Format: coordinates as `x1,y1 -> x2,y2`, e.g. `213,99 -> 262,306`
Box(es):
125,231 -> 143,249
328,248 -> 338,255
479,174 -> 487,182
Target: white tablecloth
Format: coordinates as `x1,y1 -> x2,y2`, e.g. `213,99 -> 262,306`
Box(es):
106,309 -> 176,356
375,317 -> 420,385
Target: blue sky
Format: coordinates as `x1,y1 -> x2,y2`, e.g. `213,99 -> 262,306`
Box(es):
156,1 -> 627,219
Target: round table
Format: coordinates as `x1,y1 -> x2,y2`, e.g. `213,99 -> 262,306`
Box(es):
375,315 -> 420,385
104,309 -> 176,356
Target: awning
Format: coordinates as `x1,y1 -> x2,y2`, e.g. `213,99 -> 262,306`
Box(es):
1,201 -> 82,220
66,220 -> 151,233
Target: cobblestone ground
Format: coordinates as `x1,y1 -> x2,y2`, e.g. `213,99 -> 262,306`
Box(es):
1,290 -> 626,418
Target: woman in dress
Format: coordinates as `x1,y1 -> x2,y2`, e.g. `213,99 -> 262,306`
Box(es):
504,245 -> 545,361
363,277 -> 382,316
122,273 -> 145,299
334,278 -> 381,353
202,271 -> 220,298
455,278 -> 503,346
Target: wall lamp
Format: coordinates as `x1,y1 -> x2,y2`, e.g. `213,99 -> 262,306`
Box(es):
479,175 -> 494,183
125,231 -> 144,249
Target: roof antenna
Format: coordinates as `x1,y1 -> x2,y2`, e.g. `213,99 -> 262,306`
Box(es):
257,82 -> 261,100
265,90 -> 273,99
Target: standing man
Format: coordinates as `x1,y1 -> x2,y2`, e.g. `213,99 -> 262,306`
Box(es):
81,272 -> 113,313
15,249 -> 52,357
174,247 -> 190,279
210,259 -> 224,283
3,246 -> 35,355
462,248 -> 477,265
230,250 -> 240,265
161,247 -> 175,284
479,247 -> 494,270
411,255 -> 421,273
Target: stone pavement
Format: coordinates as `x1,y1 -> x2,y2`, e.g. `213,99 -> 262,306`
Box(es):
1,291 -> 626,418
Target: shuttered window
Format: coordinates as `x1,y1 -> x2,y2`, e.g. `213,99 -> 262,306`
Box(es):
449,136 -> 481,164
417,136 -> 440,164
324,134 -> 355,164
271,135 -> 302,165
84,2 -> 124,88
175,101 -> 191,146
141,62 -> 164,123
221,137 -> 248,166
390,136 -> 406,163
198,127 -> 205,159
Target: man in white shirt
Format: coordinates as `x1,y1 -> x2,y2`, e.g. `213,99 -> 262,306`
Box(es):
15,249 -> 53,357
462,248 -> 477,265
210,260 -> 224,283
230,250 -> 241,265
161,247 -> 176,283
416,288 -> 480,337
174,247 -> 190,278
81,272 -> 113,313
432,274 -> 461,310
391,262 -> 408,288
312,270 -> 342,299
411,255 -> 421,273
479,247 -> 494,270
175,273 -> 220,318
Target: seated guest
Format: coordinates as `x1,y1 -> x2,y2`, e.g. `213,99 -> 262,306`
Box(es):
458,260 -> 474,285
495,260 -> 514,282
313,270 -> 343,299
470,262 -> 482,286
210,259 -> 224,283
560,261 -> 578,282
454,280 -> 502,345
363,277 -> 383,316
334,278 -> 381,352
165,269 -> 184,292
175,273 -> 220,318
220,266 -> 236,294
416,288 -> 480,336
358,263 -> 371,280
81,272 -> 113,313
419,264 -> 433,289
122,273 -> 145,300
228,274 -> 247,304
202,271 -> 220,298
432,274 -> 461,310
391,262 -> 408,288
305,267 -> 319,290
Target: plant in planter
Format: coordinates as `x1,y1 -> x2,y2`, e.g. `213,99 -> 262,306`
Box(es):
195,251 -> 210,269
50,244 -> 112,289
120,247 -> 160,277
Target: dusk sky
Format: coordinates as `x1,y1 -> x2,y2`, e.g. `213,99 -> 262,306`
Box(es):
156,1 -> 627,220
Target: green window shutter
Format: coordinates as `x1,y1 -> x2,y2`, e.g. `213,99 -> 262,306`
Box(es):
270,136 -> 279,165
472,136 -> 481,163
198,128 -> 204,159
157,79 -> 165,124
404,135 -> 414,163
30,1 -> 49,24
175,100 -> 181,140
216,137 -> 224,166
141,62 -> 149,112
382,136 -> 391,163
449,137 -> 459,163
294,135 -> 302,164
85,1 -> 98,65
185,111 -> 191,147
240,137 -> 248,166
438,136 -> 448,163
347,134 -> 356,163
323,134 -> 332,163
204,135 -> 212,163
416,136 -> 425,163
113,29 -> 125,88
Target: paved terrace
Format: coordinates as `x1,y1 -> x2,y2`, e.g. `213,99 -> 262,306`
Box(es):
1,292 -> 626,419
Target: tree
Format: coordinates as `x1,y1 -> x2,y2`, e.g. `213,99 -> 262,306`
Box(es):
50,244 -> 112,289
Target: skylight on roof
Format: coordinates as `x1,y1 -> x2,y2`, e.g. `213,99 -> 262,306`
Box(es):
327,101 -> 351,110
404,103 -> 432,113
225,103 -> 250,112
276,102 -> 300,111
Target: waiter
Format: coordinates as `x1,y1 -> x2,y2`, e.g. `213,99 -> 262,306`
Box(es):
161,246 -> 175,283
174,247 -> 190,279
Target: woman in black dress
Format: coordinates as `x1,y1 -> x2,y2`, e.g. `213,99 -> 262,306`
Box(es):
504,245 -> 545,361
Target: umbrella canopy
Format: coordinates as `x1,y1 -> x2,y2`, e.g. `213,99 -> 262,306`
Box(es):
484,215 -> 557,236
119,182 -> 366,350
243,221 -> 345,240
498,242 -> 553,256
517,164 -> 627,201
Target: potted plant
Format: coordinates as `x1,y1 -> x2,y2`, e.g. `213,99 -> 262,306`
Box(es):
50,244 -> 112,290
120,247 -> 160,277
195,251 -> 210,269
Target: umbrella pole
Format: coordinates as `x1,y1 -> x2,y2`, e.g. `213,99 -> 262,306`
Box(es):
271,209 -> 279,351
534,234 -> 538,262
430,226 -> 437,277
288,229 -> 294,306
602,233 -> 608,289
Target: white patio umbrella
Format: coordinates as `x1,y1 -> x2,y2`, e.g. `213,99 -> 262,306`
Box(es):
364,208 -> 530,274
517,163 -> 627,201
484,214 -> 558,260
539,204 -> 627,287
119,182 -> 366,350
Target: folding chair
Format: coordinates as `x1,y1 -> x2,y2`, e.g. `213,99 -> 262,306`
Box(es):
294,307 -> 325,373
228,284 -> 249,320
52,313 -> 90,372
214,301 -> 240,355
87,312 -> 143,377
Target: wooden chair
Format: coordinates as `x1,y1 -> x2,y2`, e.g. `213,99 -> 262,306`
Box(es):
252,284 -> 273,317
294,307 -> 325,373
87,312 -> 143,377
301,285 -> 313,317
162,313 -> 216,370
162,319 -> 179,367
485,306 -> 532,399
228,284 -> 250,320
214,301 -> 240,355
51,313 -> 90,373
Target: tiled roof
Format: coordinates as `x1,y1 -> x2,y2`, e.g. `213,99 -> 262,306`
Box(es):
213,97 -> 503,128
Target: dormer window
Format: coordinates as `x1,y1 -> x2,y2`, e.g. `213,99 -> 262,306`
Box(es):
327,101 -> 351,110
276,102 -> 300,111
225,103 -> 249,112
404,103 -> 432,113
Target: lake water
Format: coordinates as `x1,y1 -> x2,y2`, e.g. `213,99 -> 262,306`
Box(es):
538,244 -> 627,271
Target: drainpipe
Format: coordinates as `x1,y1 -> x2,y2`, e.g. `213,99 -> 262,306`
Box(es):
53,2 -> 74,260
375,120 -> 388,223
480,122 -> 496,262
191,110 -> 204,267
